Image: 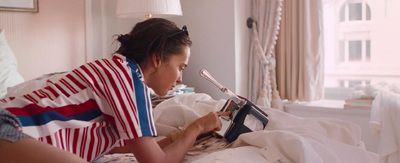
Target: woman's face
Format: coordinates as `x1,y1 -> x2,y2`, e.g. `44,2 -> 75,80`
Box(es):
146,46 -> 190,96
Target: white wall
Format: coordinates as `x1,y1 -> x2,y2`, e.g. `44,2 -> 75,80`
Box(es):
171,0 -> 251,100
87,0 -> 251,100
1,0 -> 86,80
235,0 -> 252,99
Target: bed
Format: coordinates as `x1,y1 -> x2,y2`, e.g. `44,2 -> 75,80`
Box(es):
0,29 -> 379,163
92,93 -> 379,163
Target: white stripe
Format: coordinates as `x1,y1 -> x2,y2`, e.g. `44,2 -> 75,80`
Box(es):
58,79 -> 75,95
89,122 -> 99,160
75,128 -> 82,158
68,129 -> 74,153
22,117 -> 105,138
41,87 -> 57,100
59,78 -> 77,94
81,127 -> 89,159
54,131 -> 60,148
96,59 -> 141,138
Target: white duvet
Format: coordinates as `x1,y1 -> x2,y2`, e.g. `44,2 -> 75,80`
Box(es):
153,93 -> 379,163
7,74 -> 379,162
370,90 -> 400,163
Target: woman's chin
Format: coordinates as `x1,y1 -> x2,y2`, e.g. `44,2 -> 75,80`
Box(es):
155,90 -> 168,97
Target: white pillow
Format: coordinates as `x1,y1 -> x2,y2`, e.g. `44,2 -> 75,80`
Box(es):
0,29 -> 24,99
5,72 -> 67,98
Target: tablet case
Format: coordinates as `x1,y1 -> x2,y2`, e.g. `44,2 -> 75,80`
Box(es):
199,69 -> 269,143
219,97 -> 269,143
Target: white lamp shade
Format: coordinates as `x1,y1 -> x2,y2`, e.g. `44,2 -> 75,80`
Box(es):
116,0 -> 182,18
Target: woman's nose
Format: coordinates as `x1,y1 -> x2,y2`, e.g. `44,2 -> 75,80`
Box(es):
176,74 -> 182,83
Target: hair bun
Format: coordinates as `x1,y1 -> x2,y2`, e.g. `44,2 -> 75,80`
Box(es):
117,34 -> 132,46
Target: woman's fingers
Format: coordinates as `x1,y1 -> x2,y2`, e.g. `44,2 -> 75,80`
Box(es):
195,111 -> 232,134
212,111 -> 231,131
216,111 -> 231,117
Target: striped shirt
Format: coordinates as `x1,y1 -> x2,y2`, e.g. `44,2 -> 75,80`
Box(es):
0,54 -> 157,162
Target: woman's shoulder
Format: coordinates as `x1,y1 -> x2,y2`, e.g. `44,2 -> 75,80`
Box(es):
82,54 -> 129,70
111,53 -> 127,62
71,54 -> 131,81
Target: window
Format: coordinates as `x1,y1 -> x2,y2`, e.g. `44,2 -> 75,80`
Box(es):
323,0 -> 400,100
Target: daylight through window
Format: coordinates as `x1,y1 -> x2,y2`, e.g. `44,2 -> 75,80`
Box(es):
323,0 -> 400,99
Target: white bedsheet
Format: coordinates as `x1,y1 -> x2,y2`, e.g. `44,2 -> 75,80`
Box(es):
4,74 -> 380,162
152,93 -> 379,163
370,90 -> 400,163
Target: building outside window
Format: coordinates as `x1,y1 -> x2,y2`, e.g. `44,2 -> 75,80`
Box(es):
323,0 -> 400,100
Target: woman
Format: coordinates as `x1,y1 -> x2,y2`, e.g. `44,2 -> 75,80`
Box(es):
0,18 -> 228,163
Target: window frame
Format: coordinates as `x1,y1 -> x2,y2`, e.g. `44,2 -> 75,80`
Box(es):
324,0 -> 373,100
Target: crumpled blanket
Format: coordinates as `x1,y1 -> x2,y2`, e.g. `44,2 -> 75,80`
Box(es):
153,93 -> 378,163
349,82 -> 400,99
350,82 -> 400,163
97,93 -> 379,163
370,90 -> 400,163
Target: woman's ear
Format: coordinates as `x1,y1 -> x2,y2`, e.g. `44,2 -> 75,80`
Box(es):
151,53 -> 161,68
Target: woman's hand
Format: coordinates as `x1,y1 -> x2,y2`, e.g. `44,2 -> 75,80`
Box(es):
126,111 -> 230,163
191,111 -> 230,135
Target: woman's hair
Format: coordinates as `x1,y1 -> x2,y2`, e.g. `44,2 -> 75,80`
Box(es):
115,18 -> 192,64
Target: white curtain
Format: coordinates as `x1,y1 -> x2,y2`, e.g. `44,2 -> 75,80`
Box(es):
248,0 -> 283,109
275,0 -> 324,102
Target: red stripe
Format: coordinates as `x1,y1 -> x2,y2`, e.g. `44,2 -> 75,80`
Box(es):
67,73 -> 86,90
103,114 -> 116,125
59,130 -> 65,150
104,60 -> 139,124
7,99 -> 98,116
66,129 -> 70,152
101,127 -> 110,156
73,69 -> 100,96
60,79 -> 78,94
54,132 -> 60,148
94,125 -> 101,158
80,64 -> 106,97
72,128 -> 80,155
24,94 -> 38,103
33,90 -> 46,99
111,58 -> 139,138
46,135 -> 52,145
86,123 -> 96,161
94,60 -> 133,136
54,83 -> 70,97
94,122 -> 104,157
44,86 -> 59,99
46,79 -> 55,85
80,127 -> 88,158
111,59 -> 133,88
107,127 -> 117,145
88,61 -> 129,135
38,89 -> 52,100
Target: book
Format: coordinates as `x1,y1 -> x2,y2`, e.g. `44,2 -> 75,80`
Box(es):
343,103 -> 371,109
344,98 -> 373,105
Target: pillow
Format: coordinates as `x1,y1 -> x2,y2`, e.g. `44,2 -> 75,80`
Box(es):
0,29 -> 24,99
5,71 -> 67,98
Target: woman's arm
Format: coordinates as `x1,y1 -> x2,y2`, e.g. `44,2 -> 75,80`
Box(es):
0,138 -> 88,163
108,136 -> 174,154
125,112 -> 229,163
